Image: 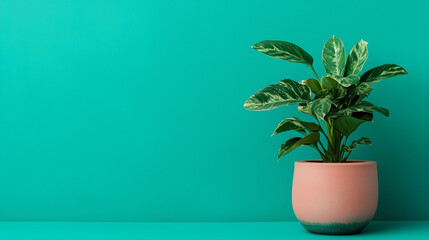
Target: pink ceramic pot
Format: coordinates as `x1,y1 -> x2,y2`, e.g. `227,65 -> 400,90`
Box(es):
292,160 -> 378,235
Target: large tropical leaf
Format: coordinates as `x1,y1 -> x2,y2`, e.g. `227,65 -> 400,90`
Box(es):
315,89 -> 334,100
345,40 -> 368,76
272,117 -> 321,136
331,101 -> 389,118
355,82 -> 374,96
344,137 -> 372,151
321,76 -> 346,100
333,116 -> 366,136
348,83 -> 374,101
360,64 -> 408,83
300,78 -> 322,94
297,104 -> 315,117
308,98 -> 332,119
333,74 -> 360,87
351,111 -> 374,122
322,36 -> 346,76
244,79 -> 311,111
277,132 -> 320,160
252,40 -> 313,66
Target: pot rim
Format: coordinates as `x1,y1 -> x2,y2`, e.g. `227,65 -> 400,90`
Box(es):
295,160 -> 376,167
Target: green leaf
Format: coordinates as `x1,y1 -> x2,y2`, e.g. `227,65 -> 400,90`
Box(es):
355,82 -> 374,96
333,116 -> 366,136
361,64 -> 408,83
308,98 -> 332,119
300,78 -> 322,94
344,137 -> 372,152
321,76 -> 338,89
252,40 -> 313,66
333,74 -> 360,87
345,40 -> 368,76
351,112 -> 374,122
321,76 -> 347,100
331,101 -> 389,118
315,89 -> 334,100
272,117 -> 322,136
298,104 -> 315,117
348,83 -> 374,101
322,36 -> 346,76
277,132 -> 320,160
244,79 -> 311,111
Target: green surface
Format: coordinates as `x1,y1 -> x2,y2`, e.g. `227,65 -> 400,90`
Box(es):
0,222 -> 427,240
0,0 -> 428,221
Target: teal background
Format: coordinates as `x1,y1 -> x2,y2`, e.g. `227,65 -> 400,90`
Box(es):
0,0 -> 428,221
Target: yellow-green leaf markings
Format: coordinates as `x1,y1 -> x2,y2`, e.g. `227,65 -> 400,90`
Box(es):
355,82 -> 374,96
277,132 -> 320,160
345,40 -> 368,76
244,79 -> 311,111
297,104 -> 315,117
252,40 -> 313,66
333,74 -> 360,87
308,98 -> 332,119
331,101 -> 389,118
300,78 -> 322,94
344,137 -> 372,152
322,36 -> 346,76
272,117 -> 322,136
321,76 -> 346,99
244,36 -> 407,162
361,64 -> 408,83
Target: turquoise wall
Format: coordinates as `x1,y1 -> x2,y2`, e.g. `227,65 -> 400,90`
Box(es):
0,0 -> 428,221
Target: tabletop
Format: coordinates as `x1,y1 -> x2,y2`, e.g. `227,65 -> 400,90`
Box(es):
0,221 -> 427,239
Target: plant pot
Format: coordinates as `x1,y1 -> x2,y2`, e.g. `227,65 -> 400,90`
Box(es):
292,160 -> 378,235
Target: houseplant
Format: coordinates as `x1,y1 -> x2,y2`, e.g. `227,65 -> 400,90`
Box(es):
244,36 -> 407,234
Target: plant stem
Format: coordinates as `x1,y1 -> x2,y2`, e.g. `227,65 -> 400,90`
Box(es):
318,140 -> 327,152
315,117 -> 329,142
320,129 -> 330,144
344,151 -> 352,161
310,65 -> 320,81
340,135 -> 349,160
324,119 -> 344,162
315,143 -> 327,161
313,117 -> 329,159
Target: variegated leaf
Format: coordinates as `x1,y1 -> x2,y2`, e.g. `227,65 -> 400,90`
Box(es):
333,74 -> 360,87
321,76 -> 346,100
333,116 -> 366,136
300,78 -> 322,94
321,76 -> 338,90
315,89 -> 334,100
277,132 -> 320,160
308,98 -> 332,119
252,40 -> 313,66
361,64 -> 408,83
298,104 -> 315,117
345,40 -> 368,76
344,137 -> 372,152
356,82 -> 374,95
322,36 -> 346,76
331,101 -> 389,118
272,117 -> 321,136
244,79 -> 311,111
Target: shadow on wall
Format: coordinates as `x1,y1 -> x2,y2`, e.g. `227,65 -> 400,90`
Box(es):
370,125 -> 428,220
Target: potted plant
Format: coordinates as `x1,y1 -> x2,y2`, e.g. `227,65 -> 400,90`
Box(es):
244,36 -> 407,235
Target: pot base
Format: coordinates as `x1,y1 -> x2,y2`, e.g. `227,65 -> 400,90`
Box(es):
299,220 -> 370,235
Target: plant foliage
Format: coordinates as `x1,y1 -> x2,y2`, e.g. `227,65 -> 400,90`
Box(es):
244,36 -> 407,162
